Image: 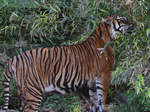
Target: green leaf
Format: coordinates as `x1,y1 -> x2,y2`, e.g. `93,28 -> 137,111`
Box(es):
146,28 -> 150,37
99,9 -> 108,13
136,74 -> 144,94
34,1 -> 40,6
50,5 -> 58,13
145,88 -> 150,98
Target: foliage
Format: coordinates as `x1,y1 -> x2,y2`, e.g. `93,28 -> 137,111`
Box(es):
0,0 -> 150,112
110,0 -> 150,111
115,90 -> 150,112
40,94 -> 81,112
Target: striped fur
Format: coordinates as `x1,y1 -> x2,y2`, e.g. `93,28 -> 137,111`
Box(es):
3,15 -> 134,112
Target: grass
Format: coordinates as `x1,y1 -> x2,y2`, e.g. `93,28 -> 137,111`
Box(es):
0,0 -> 150,112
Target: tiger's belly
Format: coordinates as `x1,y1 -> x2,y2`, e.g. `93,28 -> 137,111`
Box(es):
44,80 -> 89,96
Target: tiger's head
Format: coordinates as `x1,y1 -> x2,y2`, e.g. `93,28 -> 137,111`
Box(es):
102,15 -> 135,39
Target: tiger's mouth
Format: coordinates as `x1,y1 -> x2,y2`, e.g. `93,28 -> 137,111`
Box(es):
126,24 -> 135,34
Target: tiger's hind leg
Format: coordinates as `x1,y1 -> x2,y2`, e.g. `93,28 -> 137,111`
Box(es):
19,94 -> 27,112
22,89 -> 43,112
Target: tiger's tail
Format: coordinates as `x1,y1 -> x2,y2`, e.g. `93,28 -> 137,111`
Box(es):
3,61 -> 12,110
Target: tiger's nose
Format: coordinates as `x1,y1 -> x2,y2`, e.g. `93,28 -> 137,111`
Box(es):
129,24 -> 135,31
127,24 -> 135,34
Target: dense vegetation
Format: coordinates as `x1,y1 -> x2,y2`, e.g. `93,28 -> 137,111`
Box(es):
0,0 -> 150,112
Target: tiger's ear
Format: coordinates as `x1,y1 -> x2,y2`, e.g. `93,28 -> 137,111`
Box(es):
101,17 -> 112,24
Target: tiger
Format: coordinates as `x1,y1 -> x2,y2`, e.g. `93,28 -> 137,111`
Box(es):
2,15 -> 134,112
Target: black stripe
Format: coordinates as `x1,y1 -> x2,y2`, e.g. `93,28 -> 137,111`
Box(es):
45,48 -> 51,74
23,52 -> 33,85
67,48 -> 74,82
31,103 -> 40,107
30,65 -> 42,89
3,80 -> 9,83
16,55 -> 19,72
89,88 -> 96,92
104,22 -> 112,38
71,65 -> 79,91
51,48 -> 55,63
98,94 -> 103,97
54,47 -> 62,85
54,47 -> 58,58
96,86 -> 104,91
63,54 -> 70,92
76,80 -> 82,90
40,48 -> 45,69
52,72 -> 55,87
74,46 -> 81,83
112,21 -> 122,33
118,21 -> 121,26
15,56 -> 19,84
53,61 -> 59,75
30,50 -> 34,61
66,65 -> 73,84
48,73 -> 51,86
24,52 -> 31,65
43,48 -> 48,63
63,47 -> 68,66
87,41 -> 95,56
65,55 -> 71,82
53,61 -> 59,85
63,80 -> 69,92
27,99 -> 41,104
4,75 -> 10,81
18,55 -> 23,89
30,53 -> 45,90
96,82 -> 103,85
98,24 -> 102,38
19,54 -> 25,75
26,86 -> 42,100
5,70 -> 10,79
43,49 -> 48,75
36,70 -> 45,90
35,48 -> 39,59
57,74 -> 69,92
4,91 -> 9,94
80,45 -> 90,79
4,85 -> 9,88
11,56 -> 14,65
52,47 -> 58,63
22,53 -> 31,80
27,75 -> 43,94
56,72 -> 62,88
56,47 -> 62,74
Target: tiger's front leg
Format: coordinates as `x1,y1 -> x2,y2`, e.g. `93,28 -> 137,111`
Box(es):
88,77 -> 107,112
89,88 -> 98,112
95,77 -> 106,112
88,79 -> 99,112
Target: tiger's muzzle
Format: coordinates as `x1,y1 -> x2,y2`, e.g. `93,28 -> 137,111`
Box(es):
126,24 -> 135,34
